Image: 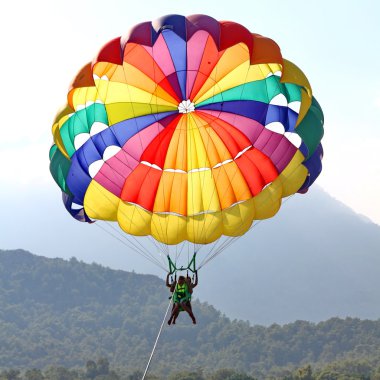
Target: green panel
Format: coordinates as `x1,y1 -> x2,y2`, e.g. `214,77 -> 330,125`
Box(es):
49,144 -> 72,194
197,76 -> 301,107
284,83 -> 302,102
296,97 -> 324,158
59,103 -> 109,158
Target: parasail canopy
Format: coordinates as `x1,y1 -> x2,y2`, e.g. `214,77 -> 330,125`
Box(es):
49,14 -> 324,268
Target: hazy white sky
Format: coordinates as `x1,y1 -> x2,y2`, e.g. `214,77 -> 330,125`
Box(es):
1,0 -> 379,225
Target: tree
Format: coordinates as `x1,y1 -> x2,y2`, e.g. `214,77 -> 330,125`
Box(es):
0,370 -> 21,380
24,369 -> 45,380
210,368 -> 255,380
168,370 -> 205,380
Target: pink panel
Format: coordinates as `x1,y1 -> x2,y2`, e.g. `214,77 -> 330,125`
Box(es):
95,151 -> 139,197
123,122 -> 165,161
150,34 -> 177,76
186,31 -> 209,98
199,110 -> 265,145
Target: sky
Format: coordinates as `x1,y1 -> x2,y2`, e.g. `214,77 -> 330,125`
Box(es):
0,0 -> 379,238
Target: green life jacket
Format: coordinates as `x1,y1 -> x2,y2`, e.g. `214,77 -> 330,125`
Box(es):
175,283 -> 189,299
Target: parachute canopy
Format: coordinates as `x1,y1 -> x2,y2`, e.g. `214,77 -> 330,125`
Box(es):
50,14 -> 324,247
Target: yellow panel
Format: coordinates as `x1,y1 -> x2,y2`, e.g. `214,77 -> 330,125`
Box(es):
106,103 -> 177,125
195,60 -> 250,104
188,169 -> 221,215
93,62 -> 122,82
187,114 -> 211,170
281,60 -> 312,127
222,199 -> 255,236
151,214 -> 187,245
52,113 -> 71,159
281,59 -> 312,97
153,171 -> 187,215
267,63 -> 283,74
71,87 -> 99,109
296,88 -> 312,127
163,116 -> 187,171
278,150 -> 308,197
93,80 -> 177,107
193,43 -> 249,103
187,212 -> 223,244
118,202 -> 151,236
253,183 -> 282,220
84,181 -> 119,221
191,113 -> 232,166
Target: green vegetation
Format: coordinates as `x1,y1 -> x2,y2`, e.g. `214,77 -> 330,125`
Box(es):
1,249 -> 380,379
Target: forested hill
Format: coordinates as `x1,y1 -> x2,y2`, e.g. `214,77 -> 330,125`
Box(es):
1,249 -> 380,378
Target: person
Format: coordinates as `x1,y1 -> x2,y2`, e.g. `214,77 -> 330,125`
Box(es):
166,273 -> 197,325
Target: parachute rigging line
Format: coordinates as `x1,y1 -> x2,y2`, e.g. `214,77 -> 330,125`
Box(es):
141,298 -> 172,380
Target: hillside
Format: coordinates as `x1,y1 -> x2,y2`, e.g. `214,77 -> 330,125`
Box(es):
1,186 -> 379,325
1,249 -> 380,379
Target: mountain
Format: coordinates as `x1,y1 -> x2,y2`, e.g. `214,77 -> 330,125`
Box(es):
1,249 -> 380,379
1,184 -> 380,325
198,187 -> 380,324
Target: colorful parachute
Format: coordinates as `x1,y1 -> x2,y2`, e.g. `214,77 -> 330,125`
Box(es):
49,14 -> 323,264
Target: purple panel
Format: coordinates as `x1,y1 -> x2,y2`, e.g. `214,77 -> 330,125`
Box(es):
62,192 -> 93,223
187,14 -> 221,47
270,138 -> 297,172
122,21 -> 154,47
253,128 -> 272,151
298,144 -> 323,193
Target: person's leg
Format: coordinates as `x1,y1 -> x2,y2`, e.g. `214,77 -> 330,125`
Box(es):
168,303 -> 179,325
172,308 -> 180,324
180,300 -> 196,324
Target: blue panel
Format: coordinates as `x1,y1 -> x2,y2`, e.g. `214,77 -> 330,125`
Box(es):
162,30 -> 187,100
92,128 -> 120,154
287,108 -> 298,132
265,105 -> 289,129
152,14 -> 187,42
76,139 -> 103,172
110,111 -> 176,146
66,154 -> 92,203
197,100 -> 269,125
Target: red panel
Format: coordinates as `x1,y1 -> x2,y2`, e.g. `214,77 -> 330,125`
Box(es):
235,154 -> 264,196
251,34 -> 283,65
120,164 -> 162,211
94,37 -> 123,65
124,43 -> 180,102
122,22 -> 153,46
140,115 -> 180,168
236,149 -> 278,196
219,21 -> 253,54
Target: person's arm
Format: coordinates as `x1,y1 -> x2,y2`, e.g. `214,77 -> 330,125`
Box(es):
170,281 -> 176,293
166,273 -> 171,288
